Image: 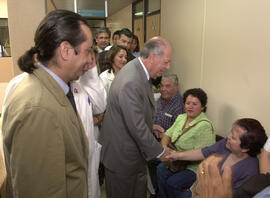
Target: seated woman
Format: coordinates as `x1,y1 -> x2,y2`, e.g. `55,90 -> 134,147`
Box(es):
167,118 -> 268,196
157,88 -> 216,198
99,45 -> 128,94
231,136 -> 270,198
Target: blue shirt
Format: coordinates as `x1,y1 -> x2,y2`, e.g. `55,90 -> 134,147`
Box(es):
38,62 -> 69,94
154,93 -> 184,130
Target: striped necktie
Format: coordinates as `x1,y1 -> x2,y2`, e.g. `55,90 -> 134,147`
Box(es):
66,85 -> 77,114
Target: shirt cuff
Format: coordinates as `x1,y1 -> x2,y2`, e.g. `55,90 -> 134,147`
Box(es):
157,148 -> 165,158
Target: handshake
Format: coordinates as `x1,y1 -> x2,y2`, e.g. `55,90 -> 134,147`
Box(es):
159,146 -> 178,162
153,124 -> 184,162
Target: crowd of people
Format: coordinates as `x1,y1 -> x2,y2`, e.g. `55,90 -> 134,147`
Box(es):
0,9 -> 270,198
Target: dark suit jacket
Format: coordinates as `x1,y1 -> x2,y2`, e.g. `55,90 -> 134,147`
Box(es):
99,58 -> 163,175
2,67 -> 88,198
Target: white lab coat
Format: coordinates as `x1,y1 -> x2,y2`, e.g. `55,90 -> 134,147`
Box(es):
72,66 -> 107,198
99,69 -> 115,95
1,72 -> 28,165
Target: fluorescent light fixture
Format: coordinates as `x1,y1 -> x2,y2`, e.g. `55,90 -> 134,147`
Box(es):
74,0 -> 77,13
105,0 -> 108,17
135,12 -> 143,16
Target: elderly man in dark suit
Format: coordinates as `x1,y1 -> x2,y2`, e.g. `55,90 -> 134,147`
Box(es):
99,37 -> 172,198
2,10 -> 94,198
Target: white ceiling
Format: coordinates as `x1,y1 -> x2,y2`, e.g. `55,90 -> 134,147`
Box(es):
49,0 -> 136,16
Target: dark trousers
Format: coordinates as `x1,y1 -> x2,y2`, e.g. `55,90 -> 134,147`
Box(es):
157,163 -> 195,198
98,163 -> 105,186
148,159 -> 161,195
104,167 -> 148,198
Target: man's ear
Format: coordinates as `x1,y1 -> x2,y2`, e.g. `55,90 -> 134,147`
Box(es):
148,52 -> 156,64
59,41 -> 73,61
174,85 -> 179,93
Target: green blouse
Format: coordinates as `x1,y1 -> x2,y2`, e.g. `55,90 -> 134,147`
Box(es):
165,112 -> 216,173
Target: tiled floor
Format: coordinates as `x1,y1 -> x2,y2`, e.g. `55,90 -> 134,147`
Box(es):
100,184 -> 152,198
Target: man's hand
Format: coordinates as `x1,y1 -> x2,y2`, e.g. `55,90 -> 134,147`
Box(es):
93,113 -> 104,126
153,124 -> 165,139
196,155 -> 232,198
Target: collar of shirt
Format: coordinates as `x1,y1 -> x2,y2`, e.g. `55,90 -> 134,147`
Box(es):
138,57 -> 150,80
104,45 -> 112,51
101,69 -> 115,81
97,46 -> 104,53
37,62 -> 69,94
161,93 -> 180,106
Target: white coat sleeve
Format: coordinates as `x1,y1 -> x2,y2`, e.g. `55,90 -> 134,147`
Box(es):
79,66 -> 107,114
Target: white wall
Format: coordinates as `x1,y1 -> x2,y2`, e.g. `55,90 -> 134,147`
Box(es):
161,0 -> 270,136
0,1 -> 46,112
106,4 -> 132,42
7,0 -> 46,75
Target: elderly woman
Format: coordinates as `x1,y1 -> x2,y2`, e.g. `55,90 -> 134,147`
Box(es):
157,88 -> 216,198
167,118 -> 268,197
99,45 -> 128,94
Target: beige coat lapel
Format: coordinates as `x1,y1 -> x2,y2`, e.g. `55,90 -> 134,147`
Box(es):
33,67 -> 89,161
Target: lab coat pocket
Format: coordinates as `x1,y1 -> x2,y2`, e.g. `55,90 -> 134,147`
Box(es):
94,141 -> 102,170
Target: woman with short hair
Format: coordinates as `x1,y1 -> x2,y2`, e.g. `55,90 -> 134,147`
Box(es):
166,118 -> 268,197
157,88 -> 216,198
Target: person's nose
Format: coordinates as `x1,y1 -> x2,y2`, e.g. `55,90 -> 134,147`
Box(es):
186,104 -> 192,109
166,63 -> 171,70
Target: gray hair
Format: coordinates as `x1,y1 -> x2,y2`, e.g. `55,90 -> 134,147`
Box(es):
162,73 -> 179,86
140,38 -> 167,58
95,27 -> 111,38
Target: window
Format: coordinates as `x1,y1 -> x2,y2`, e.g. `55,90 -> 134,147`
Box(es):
0,18 -> 11,57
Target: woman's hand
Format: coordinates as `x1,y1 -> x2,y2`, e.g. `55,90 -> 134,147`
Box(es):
159,147 -> 174,162
93,113 -> 104,126
165,151 -> 181,161
197,155 -> 232,198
